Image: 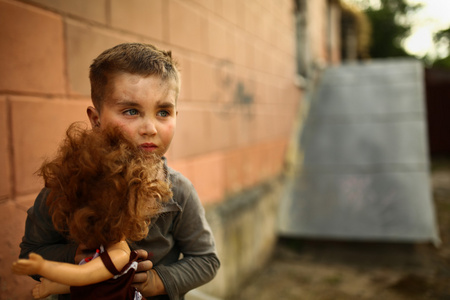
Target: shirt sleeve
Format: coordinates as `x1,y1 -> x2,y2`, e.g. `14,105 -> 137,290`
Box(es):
153,173 -> 220,300
19,188 -> 78,273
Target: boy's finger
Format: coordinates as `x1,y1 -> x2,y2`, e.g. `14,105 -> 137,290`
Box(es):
134,249 -> 149,261
132,271 -> 148,284
136,260 -> 153,272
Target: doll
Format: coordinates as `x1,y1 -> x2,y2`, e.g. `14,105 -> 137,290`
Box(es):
12,123 -> 172,299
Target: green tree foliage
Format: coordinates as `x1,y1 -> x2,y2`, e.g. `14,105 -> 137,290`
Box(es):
432,27 -> 450,69
364,0 -> 420,58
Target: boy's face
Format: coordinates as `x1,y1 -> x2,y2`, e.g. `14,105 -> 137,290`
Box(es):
87,72 -> 178,157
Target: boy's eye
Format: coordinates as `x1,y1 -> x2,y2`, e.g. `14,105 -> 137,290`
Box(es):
124,109 -> 139,116
158,110 -> 169,117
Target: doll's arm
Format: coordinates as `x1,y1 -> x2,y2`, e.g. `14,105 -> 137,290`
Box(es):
32,277 -> 70,299
13,242 -> 130,287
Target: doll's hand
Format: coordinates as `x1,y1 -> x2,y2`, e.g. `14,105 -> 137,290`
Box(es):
12,253 -> 44,275
132,249 -> 166,297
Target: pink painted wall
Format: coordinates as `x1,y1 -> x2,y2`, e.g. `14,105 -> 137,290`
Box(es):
307,0 -> 342,66
0,0 -> 340,297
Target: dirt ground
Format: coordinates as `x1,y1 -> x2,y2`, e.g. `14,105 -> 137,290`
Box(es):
235,159 -> 450,300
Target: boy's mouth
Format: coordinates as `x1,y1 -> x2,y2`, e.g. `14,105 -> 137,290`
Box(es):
140,143 -> 158,152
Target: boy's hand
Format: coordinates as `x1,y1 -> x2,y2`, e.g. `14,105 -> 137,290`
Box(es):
132,249 -> 167,297
12,253 -> 44,275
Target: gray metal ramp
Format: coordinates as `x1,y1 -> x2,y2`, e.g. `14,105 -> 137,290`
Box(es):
278,59 -> 439,244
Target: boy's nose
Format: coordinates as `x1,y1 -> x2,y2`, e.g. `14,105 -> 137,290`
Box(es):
139,118 -> 157,136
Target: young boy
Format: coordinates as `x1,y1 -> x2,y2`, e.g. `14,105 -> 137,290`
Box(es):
19,43 -> 220,300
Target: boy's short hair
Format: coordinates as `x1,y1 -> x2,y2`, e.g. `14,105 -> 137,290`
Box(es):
89,43 -> 179,110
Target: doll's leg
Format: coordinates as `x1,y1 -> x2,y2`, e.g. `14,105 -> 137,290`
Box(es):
32,278 -> 70,299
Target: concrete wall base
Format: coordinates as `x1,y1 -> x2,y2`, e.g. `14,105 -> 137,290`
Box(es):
194,174 -> 285,299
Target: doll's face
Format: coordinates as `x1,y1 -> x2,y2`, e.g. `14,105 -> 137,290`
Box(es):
87,72 -> 178,157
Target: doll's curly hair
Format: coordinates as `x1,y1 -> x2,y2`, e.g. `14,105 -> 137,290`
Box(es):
39,122 -> 172,249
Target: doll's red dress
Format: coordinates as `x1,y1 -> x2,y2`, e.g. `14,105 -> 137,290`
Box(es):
70,247 -> 142,300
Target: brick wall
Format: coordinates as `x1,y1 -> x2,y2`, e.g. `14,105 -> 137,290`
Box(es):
0,0 -> 339,298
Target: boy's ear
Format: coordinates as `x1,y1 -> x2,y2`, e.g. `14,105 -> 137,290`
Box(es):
87,106 -> 100,129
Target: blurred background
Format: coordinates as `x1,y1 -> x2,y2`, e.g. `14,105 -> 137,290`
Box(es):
1,0 -> 449,299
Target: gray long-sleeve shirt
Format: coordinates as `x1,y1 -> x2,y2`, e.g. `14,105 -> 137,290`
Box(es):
19,161 -> 220,300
